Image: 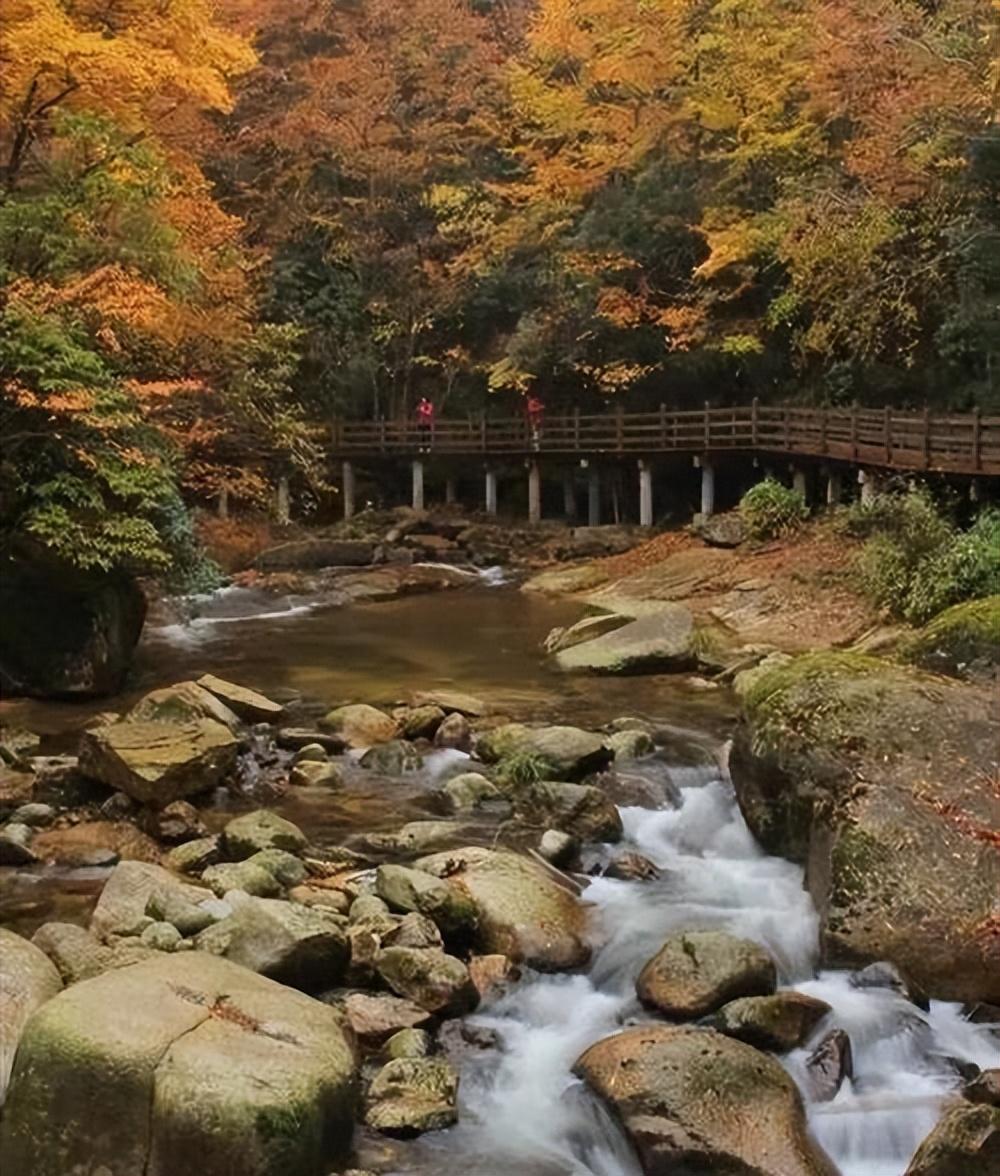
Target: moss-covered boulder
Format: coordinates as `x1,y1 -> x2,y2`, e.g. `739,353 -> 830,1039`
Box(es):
900,596 -> 1000,682
904,1102 -> 1000,1175
126,681 -> 242,733
224,810 -> 307,860
374,864 -> 477,935
575,1024 -> 837,1176
508,780 -> 623,842
475,723 -> 612,780
363,1056 -> 458,1137
0,929 -> 62,1104
0,952 -> 358,1176
731,652 -> 1000,1003
707,991 -> 831,1053
636,930 -> 777,1019
374,947 -> 477,1017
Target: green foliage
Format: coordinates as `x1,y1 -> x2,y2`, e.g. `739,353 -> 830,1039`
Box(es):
494,750 -> 554,789
738,479 -> 808,540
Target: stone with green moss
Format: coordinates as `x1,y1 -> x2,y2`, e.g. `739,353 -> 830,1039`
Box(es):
708,991 -> 831,1053
636,930 -> 776,1018
904,1102 -> 1000,1175
363,1056 -> 458,1136
900,595 -> 1000,682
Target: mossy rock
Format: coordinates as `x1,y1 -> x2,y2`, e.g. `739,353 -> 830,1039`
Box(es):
905,1102 -> 1000,1175
899,595 -> 1000,682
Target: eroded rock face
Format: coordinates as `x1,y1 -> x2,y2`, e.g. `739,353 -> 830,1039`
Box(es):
414,847 -> 590,971
0,952 -> 358,1176
575,1024 -> 837,1176
731,653 -> 1000,1003
79,719 -> 238,806
0,928 -> 62,1104
636,930 -> 777,1019
904,1102 -> 1000,1176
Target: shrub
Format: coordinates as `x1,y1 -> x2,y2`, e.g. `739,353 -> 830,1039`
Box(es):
494,750 -> 553,789
738,479 -> 809,540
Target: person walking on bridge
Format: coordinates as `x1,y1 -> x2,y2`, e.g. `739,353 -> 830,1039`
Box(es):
526,393 -> 545,450
416,396 -> 435,453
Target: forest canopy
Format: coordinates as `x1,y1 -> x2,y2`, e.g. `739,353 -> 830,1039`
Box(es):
1,0 -> 998,570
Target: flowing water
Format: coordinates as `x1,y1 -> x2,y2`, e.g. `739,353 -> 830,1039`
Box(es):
2,582 -> 996,1176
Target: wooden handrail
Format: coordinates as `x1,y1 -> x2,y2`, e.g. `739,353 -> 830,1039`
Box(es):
330,404 -> 1000,477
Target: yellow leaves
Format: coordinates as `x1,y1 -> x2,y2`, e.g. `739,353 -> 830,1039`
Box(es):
657,305 -> 706,350
694,221 -> 757,280
596,285 -> 647,328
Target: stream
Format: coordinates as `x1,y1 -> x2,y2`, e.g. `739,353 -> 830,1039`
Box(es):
2,581 -> 997,1176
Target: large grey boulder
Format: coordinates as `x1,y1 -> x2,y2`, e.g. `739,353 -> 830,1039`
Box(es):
476,723 -> 612,780
414,847 -> 589,970
195,895 -> 348,991
79,719 -> 238,806
636,930 -> 777,1018
0,952 -> 358,1176
576,1025 -> 837,1176
0,928 -> 62,1104
556,605 -> 697,673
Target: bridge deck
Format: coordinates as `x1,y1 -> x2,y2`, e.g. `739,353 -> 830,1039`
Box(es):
332,404 -> 999,477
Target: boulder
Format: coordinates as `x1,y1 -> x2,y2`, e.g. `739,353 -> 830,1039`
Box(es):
904,1102 -> 1000,1175
164,836 -> 220,874
384,912 -> 444,951
341,992 -> 433,1047
636,930 -> 777,1018
0,929 -> 62,1104
521,563 -> 611,596
30,820 -> 160,865
900,596 -> 1000,683
439,771 -> 501,811
605,851 -> 661,881
195,895 -> 348,991
142,800 -> 206,844
575,1024 -> 837,1176
803,1029 -> 854,1102
965,1070 -> 1000,1108
398,706 -> 445,739
476,723 -> 612,780
359,740 -> 423,775
363,1057 -> 458,1136
289,759 -> 343,788
0,821 -> 37,864
90,861 -> 214,941
79,719 -> 238,806
321,704 -> 397,748
510,780 -> 623,842
224,810 -> 307,859
433,711 -> 472,751
374,947 -> 478,1016
411,689 -> 488,718
246,848 -> 308,888
695,510 -> 747,548
708,991 -> 831,1052
0,952 -> 358,1176
0,556 -> 146,699
850,960 -> 928,1010
556,605 -> 697,674
375,864 -> 477,935
468,954 -> 520,1002
196,674 -> 284,722
32,922 -> 153,984
606,728 -> 655,760
0,766 -> 33,815
126,681 -> 242,733
253,538 -> 375,570
276,728 -> 346,753
414,847 -> 589,970
539,828 -> 578,867
141,921 -> 183,952
202,860 -> 283,898
384,1027 -> 433,1060
544,613 -> 631,655
731,653 -> 1000,1003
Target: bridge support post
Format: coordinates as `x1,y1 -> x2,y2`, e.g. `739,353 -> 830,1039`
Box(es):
792,467 -> 808,502
342,461 -> 356,520
563,472 -> 577,520
825,469 -> 842,507
859,468 -> 879,505
276,475 -> 290,525
217,485 -> 229,520
638,460 -> 653,527
528,460 -> 541,524
696,457 -> 715,517
587,465 -> 601,526
412,460 -> 425,512
485,466 -> 498,516
445,476 -> 457,506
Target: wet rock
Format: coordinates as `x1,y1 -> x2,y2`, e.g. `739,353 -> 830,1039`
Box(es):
604,851 -> 661,881
360,740 -> 423,775
414,846 -> 589,971
398,706 -> 446,739
539,828 -> 578,868
164,836 -> 220,875
709,991 -> 831,1053
637,930 -> 777,1018
964,1069 -> 1000,1108
433,711 -> 472,751
384,1027 -> 433,1060
196,894 -> 348,991
439,771 -> 501,811
201,860 -> 283,899
90,861 -> 212,941
0,928 -> 62,1104
476,723 -> 612,781
412,689 -> 488,718
140,921 -> 183,952
375,947 -> 478,1017
904,1102 -> 1000,1175
0,952 -> 358,1176
246,848 -> 308,888
0,822 -> 37,864
804,1029 -> 854,1102
339,991 -> 432,1048
79,719 -> 238,806
606,728 -> 656,760
321,703 -> 396,748
468,953 -> 519,1002
850,961 -> 929,1011
276,727 -> 346,753
142,799 -> 206,844
289,759 -> 343,787
375,864 -> 477,935
195,674 -> 284,723
556,605 -> 697,674
364,1056 -> 458,1136
126,681 -> 242,734
575,1024 -> 837,1176
512,780 -> 623,842
223,809 -> 307,859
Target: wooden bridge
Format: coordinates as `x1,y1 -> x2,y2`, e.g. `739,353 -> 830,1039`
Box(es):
329,402 -> 999,524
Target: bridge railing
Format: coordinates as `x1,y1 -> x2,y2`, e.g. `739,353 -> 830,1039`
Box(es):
331,403 -> 1000,475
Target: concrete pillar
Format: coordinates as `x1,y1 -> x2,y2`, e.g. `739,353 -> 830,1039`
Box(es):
275,475 -> 290,524
792,467 -> 808,501
587,466 -> 601,526
859,468 -> 878,505
485,466 -> 497,515
825,469 -> 842,507
563,472 -> 577,520
638,460 -> 653,527
528,460 -> 541,524
445,477 -> 457,506
217,485 -> 229,520
342,460 -> 356,520
698,458 -> 715,518
970,478 -> 981,503
412,459 -> 425,512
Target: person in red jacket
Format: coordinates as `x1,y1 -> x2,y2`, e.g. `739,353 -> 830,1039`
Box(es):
416,396 -> 435,452
526,393 -> 544,450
